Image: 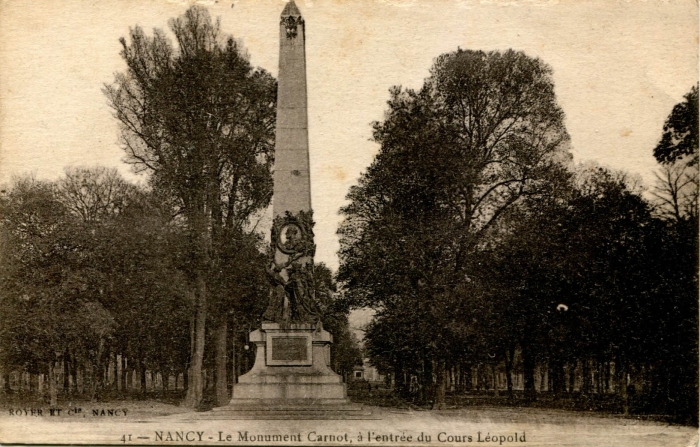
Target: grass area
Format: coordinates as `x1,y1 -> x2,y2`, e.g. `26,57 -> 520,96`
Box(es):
346,382 -> 697,425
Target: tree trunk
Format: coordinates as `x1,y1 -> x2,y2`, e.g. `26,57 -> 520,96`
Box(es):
522,343 -> 537,401
550,358 -> 565,399
69,350 -> 77,394
505,344 -> 515,400
616,357 -> 629,414
603,361 -> 609,393
433,359 -> 447,409
92,338 -> 105,401
63,349 -> 70,394
48,361 -> 58,407
569,360 -> 576,393
2,369 -> 10,393
184,275 -> 207,408
231,323 -> 237,386
112,351 -> 118,391
77,364 -> 83,395
454,364 -> 461,393
394,361 -> 406,397
420,358 -> 431,404
214,319 -> 228,407
84,361 -> 92,398
465,364 -> 473,392
581,358 -> 590,394
138,360 -> 147,394
187,312 -> 195,387
121,356 -> 128,392
236,358 -> 241,386
490,364 -> 498,394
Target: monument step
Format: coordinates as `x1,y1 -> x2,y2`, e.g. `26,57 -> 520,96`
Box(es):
188,414 -> 378,420
217,404 -> 364,412
192,406 -> 376,420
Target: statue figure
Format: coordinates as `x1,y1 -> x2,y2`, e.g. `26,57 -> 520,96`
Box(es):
285,262 -> 320,322
262,262 -> 288,323
262,260 -> 320,324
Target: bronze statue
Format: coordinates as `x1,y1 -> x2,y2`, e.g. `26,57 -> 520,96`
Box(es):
262,260 -> 320,324
262,262 -> 289,322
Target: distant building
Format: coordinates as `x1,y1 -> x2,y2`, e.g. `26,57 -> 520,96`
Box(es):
353,359 -> 384,382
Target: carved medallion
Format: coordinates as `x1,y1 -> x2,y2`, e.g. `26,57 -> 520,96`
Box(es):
277,223 -> 303,254
271,210 -> 316,258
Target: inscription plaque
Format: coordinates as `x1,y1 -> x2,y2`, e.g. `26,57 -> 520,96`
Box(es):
266,333 -> 313,366
271,337 -> 308,361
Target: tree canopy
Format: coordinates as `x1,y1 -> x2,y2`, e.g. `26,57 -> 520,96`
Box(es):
653,85 -> 698,166
0,171 -> 187,404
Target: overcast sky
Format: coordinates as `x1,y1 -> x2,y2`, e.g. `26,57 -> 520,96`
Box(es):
0,0 -> 697,271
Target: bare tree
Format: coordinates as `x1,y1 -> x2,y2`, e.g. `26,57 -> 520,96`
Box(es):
57,167 -> 137,223
652,158 -> 699,223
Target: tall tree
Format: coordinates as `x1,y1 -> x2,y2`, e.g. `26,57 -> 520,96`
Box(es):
649,84 -> 699,422
338,48 -> 571,407
104,6 -> 276,407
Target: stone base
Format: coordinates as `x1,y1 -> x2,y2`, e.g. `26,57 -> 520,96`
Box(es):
229,323 -> 348,405
209,399 -> 372,420
232,383 -> 347,401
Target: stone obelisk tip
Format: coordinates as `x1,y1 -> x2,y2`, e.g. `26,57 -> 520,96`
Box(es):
281,1 -> 302,17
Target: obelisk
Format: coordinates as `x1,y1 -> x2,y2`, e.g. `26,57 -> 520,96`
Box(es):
274,0 -> 311,221
263,0 -> 318,324
228,1 -> 348,406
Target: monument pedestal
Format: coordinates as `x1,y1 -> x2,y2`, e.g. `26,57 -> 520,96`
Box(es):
229,323 -> 348,405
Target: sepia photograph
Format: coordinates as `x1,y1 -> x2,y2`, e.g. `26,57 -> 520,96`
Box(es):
0,0 -> 697,445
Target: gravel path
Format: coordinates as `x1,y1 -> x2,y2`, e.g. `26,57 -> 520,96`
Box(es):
0,403 -> 696,446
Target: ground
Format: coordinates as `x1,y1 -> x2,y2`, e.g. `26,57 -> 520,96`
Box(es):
0,399 -> 696,446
